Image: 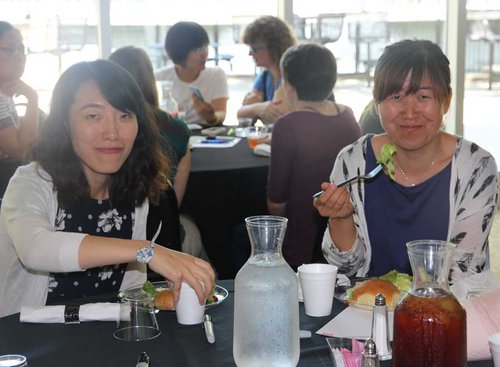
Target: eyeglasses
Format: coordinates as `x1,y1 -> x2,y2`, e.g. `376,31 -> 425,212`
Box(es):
0,46 -> 26,56
249,45 -> 265,54
195,45 -> 208,53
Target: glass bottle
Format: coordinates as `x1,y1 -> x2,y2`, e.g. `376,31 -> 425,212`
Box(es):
370,293 -> 392,360
393,240 -> 466,367
233,216 -> 300,367
362,338 -> 381,367
160,80 -> 179,117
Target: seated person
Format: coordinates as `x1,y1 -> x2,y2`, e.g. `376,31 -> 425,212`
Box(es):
314,40 -> 498,280
109,46 -> 208,261
155,21 -> 228,126
237,16 -> 296,124
267,43 -> 361,269
359,99 -> 384,135
0,60 -> 214,317
0,21 -> 39,196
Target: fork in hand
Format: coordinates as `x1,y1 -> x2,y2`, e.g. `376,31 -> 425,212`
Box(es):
312,164 -> 383,199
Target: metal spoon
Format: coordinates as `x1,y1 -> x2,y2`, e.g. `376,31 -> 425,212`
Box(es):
312,164 -> 383,198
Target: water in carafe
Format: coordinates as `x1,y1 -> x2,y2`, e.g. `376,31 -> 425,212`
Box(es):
160,80 -> 178,117
233,216 -> 300,367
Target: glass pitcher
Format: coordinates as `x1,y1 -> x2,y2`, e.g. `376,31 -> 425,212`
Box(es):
392,240 -> 466,367
233,216 -> 300,367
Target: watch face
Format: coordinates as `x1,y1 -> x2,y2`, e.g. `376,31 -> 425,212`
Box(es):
137,245 -> 154,264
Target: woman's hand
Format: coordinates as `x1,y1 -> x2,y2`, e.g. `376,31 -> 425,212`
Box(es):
259,100 -> 287,124
313,182 -> 354,221
148,246 -> 216,305
242,91 -> 263,105
3,79 -> 38,101
192,95 -> 225,125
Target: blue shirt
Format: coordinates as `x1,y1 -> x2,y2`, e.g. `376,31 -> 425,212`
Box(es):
253,70 -> 280,101
364,139 -> 451,276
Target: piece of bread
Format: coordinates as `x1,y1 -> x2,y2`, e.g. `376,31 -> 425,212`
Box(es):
351,279 -> 401,308
154,289 -> 175,310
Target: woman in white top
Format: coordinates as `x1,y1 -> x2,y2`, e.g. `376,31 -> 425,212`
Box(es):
155,21 -> 228,126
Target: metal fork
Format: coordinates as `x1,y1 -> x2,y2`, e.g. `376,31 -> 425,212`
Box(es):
312,164 -> 383,198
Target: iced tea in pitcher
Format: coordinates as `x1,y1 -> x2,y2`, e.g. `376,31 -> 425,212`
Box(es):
392,240 -> 466,367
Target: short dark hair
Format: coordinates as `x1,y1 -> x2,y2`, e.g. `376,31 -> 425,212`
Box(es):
164,21 -> 209,65
281,43 -> 337,101
0,21 -> 15,38
32,60 -> 169,207
109,46 -> 159,107
373,39 -> 451,106
242,16 -> 296,67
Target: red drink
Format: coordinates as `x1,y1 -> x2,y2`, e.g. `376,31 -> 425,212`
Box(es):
393,290 -> 466,367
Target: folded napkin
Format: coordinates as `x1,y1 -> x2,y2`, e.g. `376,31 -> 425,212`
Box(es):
450,270 -> 500,302
20,303 -> 122,324
317,306 -> 394,340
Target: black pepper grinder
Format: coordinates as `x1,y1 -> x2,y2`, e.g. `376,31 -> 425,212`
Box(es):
362,338 -> 380,367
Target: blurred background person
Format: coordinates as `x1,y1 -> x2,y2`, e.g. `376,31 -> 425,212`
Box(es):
237,15 -> 296,124
267,43 -> 361,269
155,21 -> 228,126
109,45 -> 209,262
0,21 -> 39,197
359,99 -> 384,135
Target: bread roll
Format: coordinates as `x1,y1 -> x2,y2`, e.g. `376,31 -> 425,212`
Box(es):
154,289 -> 175,310
351,279 -> 401,308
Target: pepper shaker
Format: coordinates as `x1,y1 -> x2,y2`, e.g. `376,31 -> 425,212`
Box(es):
362,338 -> 380,367
370,293 -> 392,360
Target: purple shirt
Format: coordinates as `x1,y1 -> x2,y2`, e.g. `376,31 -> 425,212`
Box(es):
268,108 -> 361,268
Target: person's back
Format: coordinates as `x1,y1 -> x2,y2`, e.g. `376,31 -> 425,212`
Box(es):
270,107 -> 361,267
267,43 -> 361,268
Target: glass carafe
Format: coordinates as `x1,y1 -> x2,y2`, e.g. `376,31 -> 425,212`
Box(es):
393,240 -> 466,367
233,216 -> 300,367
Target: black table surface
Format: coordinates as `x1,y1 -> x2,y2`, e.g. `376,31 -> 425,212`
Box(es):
0,280 -> 493,367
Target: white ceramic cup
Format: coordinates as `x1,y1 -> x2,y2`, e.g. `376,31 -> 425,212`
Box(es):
298,263 -> 338,317
176,282 -> 205,325
489,332 -> 500,366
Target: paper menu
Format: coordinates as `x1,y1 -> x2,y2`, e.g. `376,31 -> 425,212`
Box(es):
316,306 -> 394,340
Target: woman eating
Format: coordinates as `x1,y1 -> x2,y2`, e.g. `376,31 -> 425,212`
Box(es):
314,39 -> 498,281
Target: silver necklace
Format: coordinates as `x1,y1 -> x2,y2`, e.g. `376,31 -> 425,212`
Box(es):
395,159 -> 435,187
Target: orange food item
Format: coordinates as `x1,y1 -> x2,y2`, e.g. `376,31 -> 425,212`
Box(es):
154,289 -> 175,310
351,279 -> 401,308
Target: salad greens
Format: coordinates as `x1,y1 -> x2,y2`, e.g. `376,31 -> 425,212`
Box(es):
378,269 -> 412,292
376,144 -> 397,180
142,280 -> 158,298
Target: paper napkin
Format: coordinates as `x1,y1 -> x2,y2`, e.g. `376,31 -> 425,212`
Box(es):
20,302 -> 122,324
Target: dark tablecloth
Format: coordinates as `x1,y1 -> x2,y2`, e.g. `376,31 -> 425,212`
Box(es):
0,280 -> 493,367
181,138 -> 270,279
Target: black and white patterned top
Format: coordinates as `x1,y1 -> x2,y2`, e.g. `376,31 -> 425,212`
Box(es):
322,134 -> 499,281
46,198 -> 134,305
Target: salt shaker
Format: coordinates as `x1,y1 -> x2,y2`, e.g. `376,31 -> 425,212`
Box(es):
362,338 -> 380,367
370,293 -> 392,360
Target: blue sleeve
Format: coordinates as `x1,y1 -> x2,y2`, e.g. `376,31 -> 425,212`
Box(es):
252,71 -> 266,94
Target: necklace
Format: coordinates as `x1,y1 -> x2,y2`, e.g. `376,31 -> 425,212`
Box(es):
394,158 -> 435,187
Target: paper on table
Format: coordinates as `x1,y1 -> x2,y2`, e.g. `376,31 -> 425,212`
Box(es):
189,136 -> 241,148
20,302 -> 122,323
317,306 -> 394,340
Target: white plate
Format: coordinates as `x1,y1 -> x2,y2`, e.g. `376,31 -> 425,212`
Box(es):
119,281 -> 229,311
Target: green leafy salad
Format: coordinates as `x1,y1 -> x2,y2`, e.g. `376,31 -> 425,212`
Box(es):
376,144 -> 397,180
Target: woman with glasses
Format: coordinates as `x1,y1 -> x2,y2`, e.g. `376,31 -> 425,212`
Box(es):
237,16 -> 296,124
0,21 -> 39,196
155,21 -> 228,126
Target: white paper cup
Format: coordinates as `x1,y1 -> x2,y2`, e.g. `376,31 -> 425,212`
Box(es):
176,283 -> 205,325
489,332 -> 500,366
298,263 -> 338,317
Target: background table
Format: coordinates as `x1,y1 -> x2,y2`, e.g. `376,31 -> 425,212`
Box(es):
181,137 -> 270,279
0,280 -> 493,367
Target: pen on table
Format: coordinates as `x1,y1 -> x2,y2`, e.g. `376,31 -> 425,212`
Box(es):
136,352 -> 149,367
300,330 -> 312,339
204,314 -> 216,344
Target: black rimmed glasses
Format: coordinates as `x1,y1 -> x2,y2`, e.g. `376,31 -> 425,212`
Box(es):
0,46 -> 26,56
